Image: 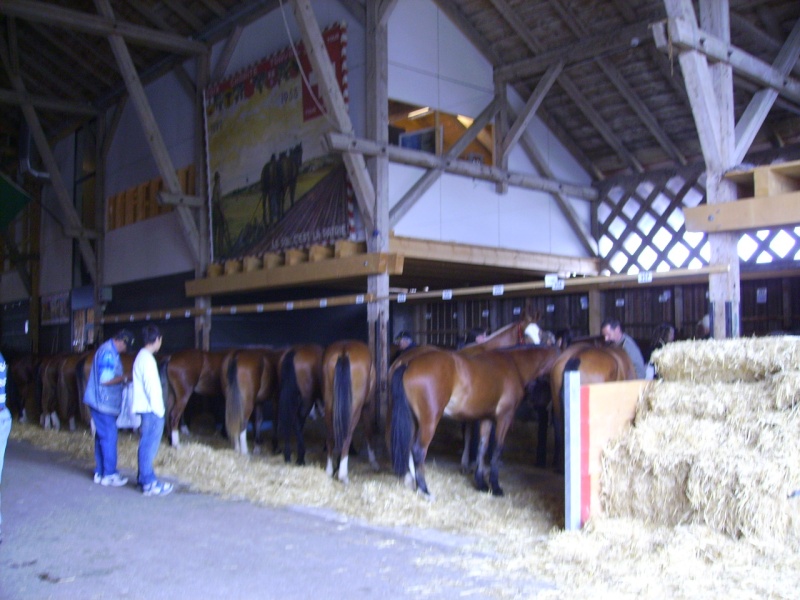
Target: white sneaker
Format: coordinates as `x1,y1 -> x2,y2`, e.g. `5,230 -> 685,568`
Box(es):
142,481 -> 174,497
93,473 -> 101,484
100,473 -> 128,487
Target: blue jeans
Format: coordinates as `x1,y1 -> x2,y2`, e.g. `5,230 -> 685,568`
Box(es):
0,408 -> 11,528
137,412 -> 164,487
91,409 -> 119,478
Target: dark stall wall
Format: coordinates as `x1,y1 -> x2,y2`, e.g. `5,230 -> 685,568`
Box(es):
103,271 -> 196,351
210,304 -> 368,349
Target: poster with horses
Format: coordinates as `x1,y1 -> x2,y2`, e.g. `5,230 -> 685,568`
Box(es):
204,22 -> 363,261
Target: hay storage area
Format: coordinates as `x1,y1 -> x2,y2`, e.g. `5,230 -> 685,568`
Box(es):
603,337 -> 800,542
10,336 -> 800,599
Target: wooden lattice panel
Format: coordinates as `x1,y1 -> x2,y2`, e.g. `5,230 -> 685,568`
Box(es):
597,166 -> 800,274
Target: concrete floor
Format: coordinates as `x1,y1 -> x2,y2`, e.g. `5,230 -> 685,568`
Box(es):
0,438 -> 556,599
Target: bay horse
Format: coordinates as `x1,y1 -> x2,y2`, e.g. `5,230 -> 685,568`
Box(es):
389,344 -> 559,497
8,353 -> 39,423
548,342 -> 636,468
38,354 -> 68,430
56,352 -> 92,431
222,348 -> 279,455
164,349 -> 228,447
322,340 -> 379,484
277,343 -> 323,465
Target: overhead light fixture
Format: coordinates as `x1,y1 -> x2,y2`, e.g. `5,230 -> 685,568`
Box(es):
408,107 -> 431,119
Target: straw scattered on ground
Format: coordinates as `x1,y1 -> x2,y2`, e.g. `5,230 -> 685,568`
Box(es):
12,337 -> 800,598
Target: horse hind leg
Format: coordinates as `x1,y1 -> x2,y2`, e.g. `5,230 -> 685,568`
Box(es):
473,420 -> 492,493
488,443 -> 506,497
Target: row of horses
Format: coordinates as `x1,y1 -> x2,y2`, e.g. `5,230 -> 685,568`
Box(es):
6,315 -> 635,499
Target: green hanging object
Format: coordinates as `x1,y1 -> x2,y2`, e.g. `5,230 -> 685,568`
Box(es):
0,172 -> 32,230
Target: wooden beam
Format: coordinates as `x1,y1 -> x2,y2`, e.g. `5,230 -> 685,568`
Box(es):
325,132 -> 598,201
0,30 -> 97,281
1,0 -> 207,55
389,97 -> 501,227
495,21 -> 652,81
390,235 -> 599,276
211,25 -> 243,82
654,16 -> 800,105
684,190 -> 800,232
291,0 -> 375,230
500,61 -> 562,158
0,89 -> 97,115
94,0 -> 201,264
734,16 -> 800,164
186,253 -> 403,297
157,192 -> 204,208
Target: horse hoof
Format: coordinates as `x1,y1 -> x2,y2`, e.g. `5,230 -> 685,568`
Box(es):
369,460 -> 380,472
491,487 -> 504,497
296,458 -> 305,466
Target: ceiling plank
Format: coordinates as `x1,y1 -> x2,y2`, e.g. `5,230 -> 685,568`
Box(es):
549,0 -> 687,167
496,21 -> 652,82
489,0 -> 643,173
0,0 -> 207,55
161,0 -> 205,33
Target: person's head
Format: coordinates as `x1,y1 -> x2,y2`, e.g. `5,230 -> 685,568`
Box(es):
141,324 -> 163,353
465,327 -> 489,345
696,314 -> 711,339
601,318 -> 623,345
555,328 -> 573,350
113,329 -> 135,353
651,322 -> 675,349
395,331 -> 414,350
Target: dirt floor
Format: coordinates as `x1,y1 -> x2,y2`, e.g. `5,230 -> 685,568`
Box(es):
0,417 -> 560,600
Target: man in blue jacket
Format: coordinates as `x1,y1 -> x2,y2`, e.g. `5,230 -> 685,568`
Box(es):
84,330 -> 134,487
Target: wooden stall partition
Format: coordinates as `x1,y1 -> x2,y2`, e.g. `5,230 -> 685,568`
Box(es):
565,376 -> 648,530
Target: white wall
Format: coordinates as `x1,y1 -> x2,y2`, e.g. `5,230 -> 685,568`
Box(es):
387,0 -> 592,257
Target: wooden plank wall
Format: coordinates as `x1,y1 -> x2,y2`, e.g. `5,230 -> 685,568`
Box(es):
106,164 -> 194,231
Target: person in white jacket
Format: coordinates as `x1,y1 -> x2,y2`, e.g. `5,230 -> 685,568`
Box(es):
131,324 -> 173,497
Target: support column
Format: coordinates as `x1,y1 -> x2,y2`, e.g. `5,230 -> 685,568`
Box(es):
366,0 -> 393,426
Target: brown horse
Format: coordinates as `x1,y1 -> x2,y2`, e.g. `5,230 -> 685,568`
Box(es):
9,353 -> 39,423
389,344 -> 559,497
165,349 -> 228,447
277,343 -> 323,465
38,354 -> 68,430
56,352 -> 91,430
322,340 -> 378,484
387,316 -> 537,472
222,349 -> 279,455
548,342 -> 636,467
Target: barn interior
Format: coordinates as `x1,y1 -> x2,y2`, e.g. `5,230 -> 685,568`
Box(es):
2,2 -> 800,597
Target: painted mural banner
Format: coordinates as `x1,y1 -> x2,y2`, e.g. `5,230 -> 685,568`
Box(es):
204,22 -> 361,261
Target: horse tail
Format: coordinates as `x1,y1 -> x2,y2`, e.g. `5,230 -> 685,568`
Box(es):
278,349 -> 298,438
225,352 -> 243,443
75,355 -> 88,403
390,364 -> 412,477
333,351 -> 351,453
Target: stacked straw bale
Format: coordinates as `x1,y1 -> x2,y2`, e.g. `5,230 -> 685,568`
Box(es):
601,336 -> 800,542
